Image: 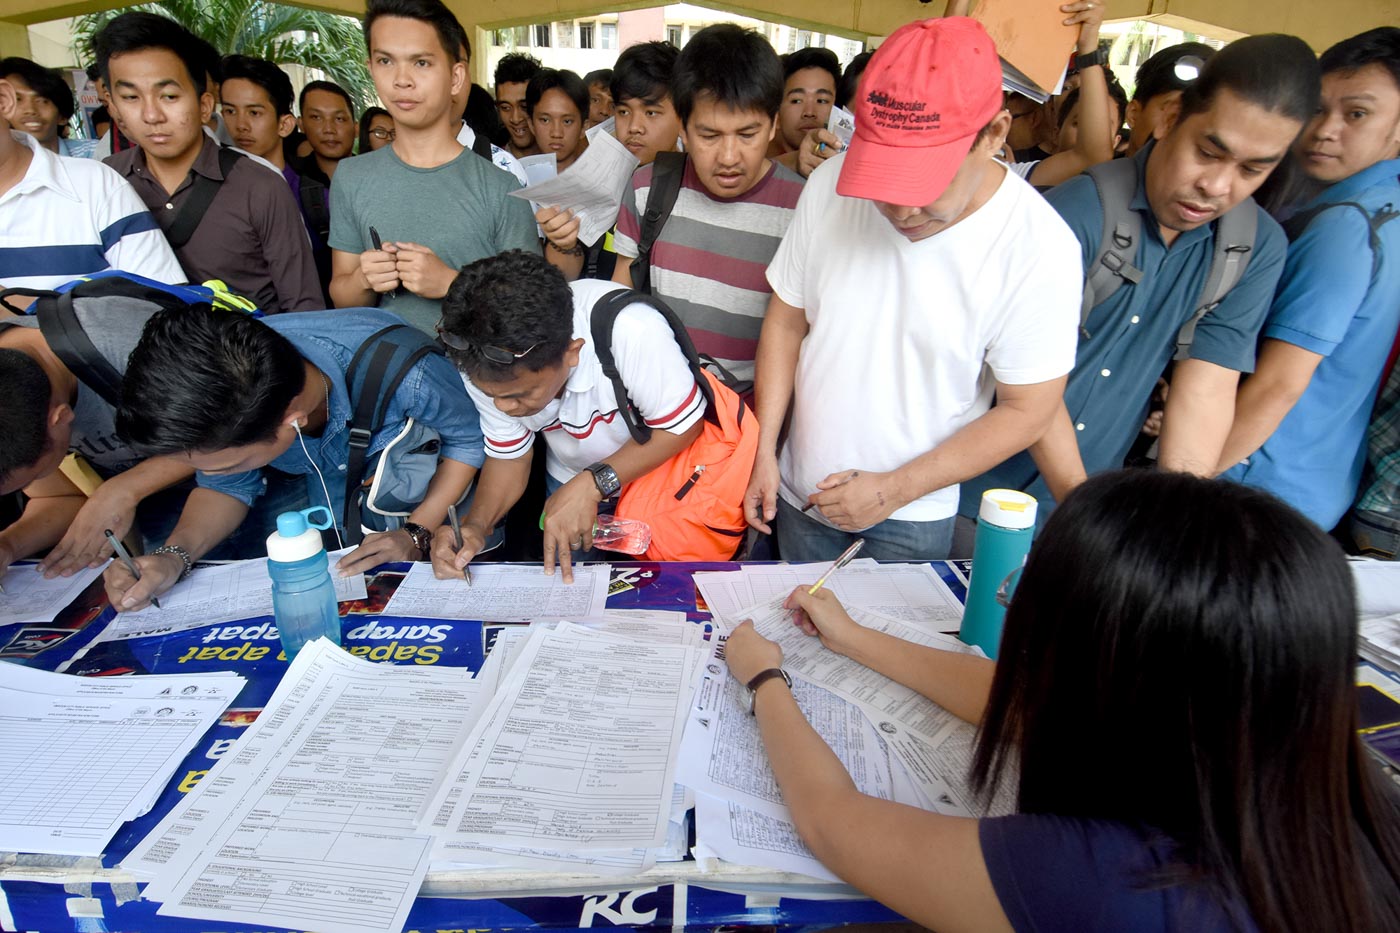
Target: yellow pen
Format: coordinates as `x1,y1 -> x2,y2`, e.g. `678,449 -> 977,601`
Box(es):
808,539 -> 865,595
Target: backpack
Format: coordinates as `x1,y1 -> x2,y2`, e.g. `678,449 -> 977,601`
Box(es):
163,146 -> 244,249
341,323 -> 453,544
298,173 -> 331,243
589,289 -> 758,562
1079,157 -> 1258,360
0,273 -> 255,407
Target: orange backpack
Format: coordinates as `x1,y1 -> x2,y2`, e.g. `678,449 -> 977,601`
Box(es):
590,291 -> 758,561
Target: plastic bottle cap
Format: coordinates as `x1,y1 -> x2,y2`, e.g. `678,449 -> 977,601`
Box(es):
276,511 -> 308,538
267,507 -> 333,563
979,489 -> 1038,530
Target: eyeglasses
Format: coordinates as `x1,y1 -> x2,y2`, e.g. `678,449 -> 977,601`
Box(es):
435,322 -> 537,364
368,127 -> 395,140
1173,55 -> 1205,83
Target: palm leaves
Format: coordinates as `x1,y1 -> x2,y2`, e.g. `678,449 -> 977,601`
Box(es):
72,0 -> 376,111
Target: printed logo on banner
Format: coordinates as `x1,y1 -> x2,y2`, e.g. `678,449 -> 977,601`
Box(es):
579,887 -> 662,926
1,627 -> 73,658
608,565 -> 658,596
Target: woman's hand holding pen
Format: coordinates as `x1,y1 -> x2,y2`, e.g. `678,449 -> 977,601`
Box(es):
784,586 -> 862,657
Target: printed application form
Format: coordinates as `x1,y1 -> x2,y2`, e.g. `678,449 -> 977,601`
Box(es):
508,130 -> 640,246
98,551 -> 368,641
125,640 -> 484,933
0,663 -> 242,856
383,562 -> 611,621
695,562 -> 963,630
0,561 -> 108,627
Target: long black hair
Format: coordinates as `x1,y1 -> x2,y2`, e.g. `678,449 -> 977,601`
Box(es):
973,470 -> 1400,931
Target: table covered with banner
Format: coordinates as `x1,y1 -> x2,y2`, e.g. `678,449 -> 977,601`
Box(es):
0,558 -> 973,933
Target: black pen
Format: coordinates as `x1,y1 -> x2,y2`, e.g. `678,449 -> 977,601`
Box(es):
104,529 -> 161,610
369,225 -> 383,250
446,504 -> 473,587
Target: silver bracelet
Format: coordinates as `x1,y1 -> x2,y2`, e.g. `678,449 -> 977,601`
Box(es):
151,544 -> 193,581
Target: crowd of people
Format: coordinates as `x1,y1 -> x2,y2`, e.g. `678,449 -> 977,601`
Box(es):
1,0 -> 1400,925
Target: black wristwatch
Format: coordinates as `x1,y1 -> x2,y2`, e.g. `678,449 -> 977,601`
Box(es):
585,462 -> 622,498
746,668 -> 792,715
1074,47 -> 1109,71
402,522 -> 432,558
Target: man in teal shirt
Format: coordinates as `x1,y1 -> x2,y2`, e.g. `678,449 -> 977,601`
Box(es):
1220,27 -> 1400,529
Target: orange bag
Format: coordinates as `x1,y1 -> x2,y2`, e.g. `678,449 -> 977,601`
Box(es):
616,370 -> 758,561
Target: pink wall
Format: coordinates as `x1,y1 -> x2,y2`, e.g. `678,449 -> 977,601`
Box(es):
618,9 -> 666,49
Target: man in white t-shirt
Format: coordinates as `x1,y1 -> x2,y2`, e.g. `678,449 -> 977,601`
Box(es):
431,250 -> 705,582
745,15 -> 1083,561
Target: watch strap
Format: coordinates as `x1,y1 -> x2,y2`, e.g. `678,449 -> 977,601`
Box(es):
746,668 -> 792,715
402,522 -> 432,558
1075,48 -> 1109,70
586,462 -> 621,498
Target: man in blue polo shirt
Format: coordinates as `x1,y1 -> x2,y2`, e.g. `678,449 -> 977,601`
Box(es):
959,35 -> 1318,535
1217,28 -> 1400,530
101,306 -> 485,611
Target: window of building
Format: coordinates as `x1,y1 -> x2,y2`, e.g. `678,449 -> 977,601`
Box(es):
579,21 -> 595,49
666,25 -> 683,47
600,22 -> 618,49
533,23 -> 551,47
555,21 -> 574,48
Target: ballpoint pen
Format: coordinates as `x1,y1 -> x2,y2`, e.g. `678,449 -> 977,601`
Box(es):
808,538 -> 865,595
446,504 -> 473,587
104,529 -> 161,609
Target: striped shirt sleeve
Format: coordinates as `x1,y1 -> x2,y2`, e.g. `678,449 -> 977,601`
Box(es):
96,164 -> 186,284
462,372 -> 535,460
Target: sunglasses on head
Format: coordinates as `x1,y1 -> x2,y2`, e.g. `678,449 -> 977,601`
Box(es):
435,321 -> 537,365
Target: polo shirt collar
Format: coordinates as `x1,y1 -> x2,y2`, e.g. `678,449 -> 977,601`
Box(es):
1309,157 -> 1400,207
1136,138 -> 1214,251
190,134 -> 230,181
3,130 -> 79,204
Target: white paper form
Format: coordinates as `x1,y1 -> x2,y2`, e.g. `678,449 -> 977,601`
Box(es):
382,561 -> 611,622
0,561 -> 108,627
695,562 -> 963,631
97,552 -> 367,641
507,130 -> 640,246
676,667 -> 892,821
694,793 -> 840,883
430,624 -> 695,856
517,152 -> 558,186
126,641 -> 483,933
0,663 -> 242,856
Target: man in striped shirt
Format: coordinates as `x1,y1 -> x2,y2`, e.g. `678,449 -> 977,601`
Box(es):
612,24 -> 804,387
0,76 -> 184,300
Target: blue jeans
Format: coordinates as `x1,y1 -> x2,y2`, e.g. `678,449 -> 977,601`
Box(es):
775,497 -> 954,562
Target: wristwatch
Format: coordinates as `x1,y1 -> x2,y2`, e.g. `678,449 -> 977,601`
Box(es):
402,522 -> 432,559
745,668 -> 792,715
1074,47 -> 1109,71
585,462 -> 622,499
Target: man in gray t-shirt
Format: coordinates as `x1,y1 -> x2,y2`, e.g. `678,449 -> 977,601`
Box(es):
0,298 -> 194,577
327,3 -> 539,334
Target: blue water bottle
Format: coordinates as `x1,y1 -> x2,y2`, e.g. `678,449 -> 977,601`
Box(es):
266,506 -> 341,658
959,489 -> 1037,659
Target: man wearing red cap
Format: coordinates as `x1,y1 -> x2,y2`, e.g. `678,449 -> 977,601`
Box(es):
744,15 -> 1083,561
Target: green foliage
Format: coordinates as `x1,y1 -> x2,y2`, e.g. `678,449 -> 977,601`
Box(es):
72,0 -> 376,111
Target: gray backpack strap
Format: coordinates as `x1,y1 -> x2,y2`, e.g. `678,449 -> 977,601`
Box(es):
1174,201 -> 1258,361
1080,159 -> 1145,340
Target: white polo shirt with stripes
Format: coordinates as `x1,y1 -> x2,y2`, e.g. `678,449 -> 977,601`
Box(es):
0,131 -> 185,293
462,279 -> 706,487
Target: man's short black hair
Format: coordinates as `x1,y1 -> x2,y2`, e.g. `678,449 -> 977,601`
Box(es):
94,12 -> 209,96
583,68 -> 613,90
1319,27 -> 1400,92
837,50 -> 872,110
439,250 -> 575,384
494,52 -> 542,90
0,350 -> 53,487
672,24 -> 782,125
117,308 -> 307,455
783,47 -> 841,90
363,0 -> 466,63
220,54 -> 294,116
610,41 -> 678,105
525,68 -> 588,120
0,58 -> 76,121
1058,75 -> 1130,132
1178,34 -> 1320,127
194,36 -> 223,85
1131,41 -> 1217,104
299,79 -> 354,117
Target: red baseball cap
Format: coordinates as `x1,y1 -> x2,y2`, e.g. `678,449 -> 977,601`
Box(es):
837,17 -> 1005,205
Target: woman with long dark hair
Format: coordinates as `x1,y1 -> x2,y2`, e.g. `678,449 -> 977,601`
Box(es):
725,470 -> 1400,931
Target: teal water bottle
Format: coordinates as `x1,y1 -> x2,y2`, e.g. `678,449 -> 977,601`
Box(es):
959,489 -> 1037,659
266,506 -> 341,658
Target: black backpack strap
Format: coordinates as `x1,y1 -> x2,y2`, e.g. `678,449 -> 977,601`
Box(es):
1175,201 -> 1258,361
341,324 -> 443,542
471,133 -> 494,162
297,174 -> 331,241
589,288 -> 718,446
1080,159 -> 1144,340
1283,198 -> 1398,282
35,290 -> 126,408
164,146 -> 242,249
0,286 -> 59,315
629,151 -> 687,294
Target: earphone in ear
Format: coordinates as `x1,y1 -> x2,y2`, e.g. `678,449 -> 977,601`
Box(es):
291,418 -> 304,437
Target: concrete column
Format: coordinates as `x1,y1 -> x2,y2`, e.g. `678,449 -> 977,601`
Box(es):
0,21 -> 34,59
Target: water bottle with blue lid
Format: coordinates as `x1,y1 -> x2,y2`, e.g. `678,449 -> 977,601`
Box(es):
266,506 -> 341,658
